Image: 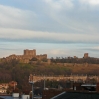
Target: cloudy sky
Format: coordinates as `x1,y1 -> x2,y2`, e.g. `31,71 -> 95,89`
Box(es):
0,0 -> 99,58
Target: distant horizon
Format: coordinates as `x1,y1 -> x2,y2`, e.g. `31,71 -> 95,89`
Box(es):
0,0 -> 99,58
0,48 -> 99,59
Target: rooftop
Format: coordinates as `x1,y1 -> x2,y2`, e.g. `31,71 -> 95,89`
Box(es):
51,92 -> 99,99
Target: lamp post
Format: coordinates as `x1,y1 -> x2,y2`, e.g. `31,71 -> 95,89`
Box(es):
44,75 -> 46,90
29,74 -> 34,99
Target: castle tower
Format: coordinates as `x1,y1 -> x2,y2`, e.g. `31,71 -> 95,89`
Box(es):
24,49 -> 36,56
84,53 -> 88,58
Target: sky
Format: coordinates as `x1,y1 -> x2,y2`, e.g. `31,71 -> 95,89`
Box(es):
0,0 -> 99,58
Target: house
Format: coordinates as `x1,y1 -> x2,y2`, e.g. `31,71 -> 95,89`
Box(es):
0,83 -> 8,93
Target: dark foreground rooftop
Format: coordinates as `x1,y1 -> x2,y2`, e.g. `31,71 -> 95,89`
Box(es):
51,92 -> 99,99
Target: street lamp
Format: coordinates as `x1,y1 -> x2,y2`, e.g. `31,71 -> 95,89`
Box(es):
44,75 -> 46,90
29,74 -> 34,99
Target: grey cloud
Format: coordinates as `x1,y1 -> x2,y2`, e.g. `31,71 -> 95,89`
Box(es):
0,27 -> 99,44
0,1 -> 99,43
0,5 -> 37,30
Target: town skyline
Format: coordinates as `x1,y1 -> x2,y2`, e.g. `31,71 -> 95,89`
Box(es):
0,0 -> 99,58
0,49 -> 98,59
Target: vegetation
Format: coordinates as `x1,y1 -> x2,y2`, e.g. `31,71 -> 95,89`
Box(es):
0,59 -> 71,90
50,57 -> 99,64
0,58 -> 99,92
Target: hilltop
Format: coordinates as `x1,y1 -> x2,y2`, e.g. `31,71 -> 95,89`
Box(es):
0,49 -> 99,90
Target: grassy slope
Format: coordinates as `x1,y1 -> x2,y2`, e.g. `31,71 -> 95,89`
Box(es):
18,63 -> 99,75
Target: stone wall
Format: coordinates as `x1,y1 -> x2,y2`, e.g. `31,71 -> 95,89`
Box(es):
36,54 -> 47,60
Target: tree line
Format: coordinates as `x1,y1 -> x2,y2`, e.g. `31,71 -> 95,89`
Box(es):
50,57 -> 99,64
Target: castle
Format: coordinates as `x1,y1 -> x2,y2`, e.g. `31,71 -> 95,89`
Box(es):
5,49 -> 47,63
1,50 -> 96,64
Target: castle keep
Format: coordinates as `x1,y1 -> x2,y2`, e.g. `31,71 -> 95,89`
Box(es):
24,49 -> 36,56
5,49 -> 47,63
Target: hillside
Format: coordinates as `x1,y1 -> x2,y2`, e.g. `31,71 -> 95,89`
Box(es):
0,59 -> 99,90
